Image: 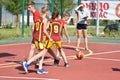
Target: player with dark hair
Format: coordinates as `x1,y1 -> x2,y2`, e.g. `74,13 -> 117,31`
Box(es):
22,11 -> 69,74
36,6 -> 60,67
56,12 -> 71,58
46,11 -> 69,67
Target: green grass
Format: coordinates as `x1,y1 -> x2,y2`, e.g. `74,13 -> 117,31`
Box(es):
0,25 -> 120,40
0,27 -> 32,40
66,25 -> 104,37
66,25 -> 120,38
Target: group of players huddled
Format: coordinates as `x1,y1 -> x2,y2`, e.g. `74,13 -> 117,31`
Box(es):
23,1 -> 89,74
23,1 -> 71,74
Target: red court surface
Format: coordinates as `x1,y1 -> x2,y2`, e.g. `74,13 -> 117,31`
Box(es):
0,42 -> 120,80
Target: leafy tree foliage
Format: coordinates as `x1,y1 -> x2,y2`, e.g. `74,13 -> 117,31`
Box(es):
3,0 -> 32,27
46,0 -> 75,17
0,0 -> 2,7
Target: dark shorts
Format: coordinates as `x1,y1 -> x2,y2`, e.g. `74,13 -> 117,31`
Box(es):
76,23 -> 87,30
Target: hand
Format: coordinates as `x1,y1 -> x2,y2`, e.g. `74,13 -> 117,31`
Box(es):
49,38 -> 53,41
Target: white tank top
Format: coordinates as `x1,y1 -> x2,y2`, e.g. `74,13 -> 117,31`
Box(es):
78,10 -> 88,24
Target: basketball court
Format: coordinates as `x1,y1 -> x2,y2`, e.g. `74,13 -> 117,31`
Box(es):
0,41 -> 120,80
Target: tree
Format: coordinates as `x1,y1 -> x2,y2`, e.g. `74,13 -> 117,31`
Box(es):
3,0 -> 32,27
46,0 -> 75,17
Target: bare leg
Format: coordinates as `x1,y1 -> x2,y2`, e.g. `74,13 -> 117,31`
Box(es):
76,30 -> 82,50
48,48 -> 58,60
37,49 -> 48,74
82,29 -> 88,49
27,49 -> 47,64
58,48 -> 68,63
57,48 -> 69,67
38,55 -> 44,69
28,44 -> 35,60
56,49 -> 60,57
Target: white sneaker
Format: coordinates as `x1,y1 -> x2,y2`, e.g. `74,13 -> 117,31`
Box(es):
75,48 -> 80,51
85,48 -> 89,51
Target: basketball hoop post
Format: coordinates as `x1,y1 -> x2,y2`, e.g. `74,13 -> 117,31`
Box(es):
22,0 -> 24,38
78,0 -> 81,5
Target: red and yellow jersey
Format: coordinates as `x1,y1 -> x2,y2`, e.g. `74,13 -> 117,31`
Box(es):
49,20 -> 63,41
33,17 -> 44,42
33,10 -> 41,23
59,19 -> 67,27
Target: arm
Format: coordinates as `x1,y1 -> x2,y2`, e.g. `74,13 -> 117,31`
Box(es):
74,5 -> 81,12
83,12 -> 89,23
76,12 -> 80,23
32,25 -> 34,32
63,24 -> 70,44
86,12 -> 89,23
74,5 -> 80,23
43,19 -> 52,41
85,16 -> 88,23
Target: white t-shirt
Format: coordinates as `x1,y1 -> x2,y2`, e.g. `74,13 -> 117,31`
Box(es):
78,10 -> 88,24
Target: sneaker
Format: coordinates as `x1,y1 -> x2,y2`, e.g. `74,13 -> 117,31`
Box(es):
54,59 -> 60,66
85,48 -> 89,51
37,68 -> 48,74
75,48 -> 80,51
57,55 -> 62,60
64,63 -> 69,67
23,61 -> 29,73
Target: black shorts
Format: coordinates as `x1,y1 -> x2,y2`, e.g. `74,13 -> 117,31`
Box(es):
76,23 -> 87,30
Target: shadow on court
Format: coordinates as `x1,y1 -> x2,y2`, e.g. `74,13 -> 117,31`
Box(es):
112,68 -> 120,72
16,66 -> 37,74
0,53 -> 16,58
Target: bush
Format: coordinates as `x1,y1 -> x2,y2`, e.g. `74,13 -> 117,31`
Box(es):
3,23 -> 13,29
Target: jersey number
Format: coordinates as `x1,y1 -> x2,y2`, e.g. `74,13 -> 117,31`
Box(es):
54,25 -> 59,33
35,22 -> 41,31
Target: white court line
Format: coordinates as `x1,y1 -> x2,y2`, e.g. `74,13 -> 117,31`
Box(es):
66,50 -> 120,62
0,50 -> 120,67
0,42 -> 30,47
67,50 -> 120,58
0,76 -> 59,80
91,50 -> 120,56
84,50 -> 120,62
0,62 -> 17,66
86,57 -> 120,62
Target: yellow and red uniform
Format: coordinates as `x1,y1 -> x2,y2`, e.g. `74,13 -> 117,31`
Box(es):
46,20 -> 63,49
31,10 -> 45,50
32,10 -> 41,42
33,10 -> 41,23
33,17 -> 44,50
49,20 -> 62,41
59,19 -> 66,27
59,19 -> 67,36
